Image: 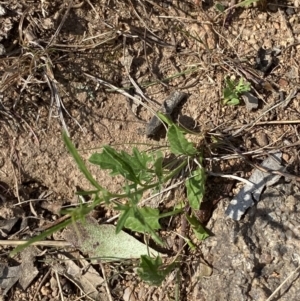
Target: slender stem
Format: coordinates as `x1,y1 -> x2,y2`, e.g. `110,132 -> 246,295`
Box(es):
108,159 -> 188,199
159,208 -> 183,219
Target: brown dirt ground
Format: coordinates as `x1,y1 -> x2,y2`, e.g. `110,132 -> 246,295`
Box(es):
1,0 -> 300,300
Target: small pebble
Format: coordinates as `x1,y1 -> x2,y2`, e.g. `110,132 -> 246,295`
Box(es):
0,44 -> 6,55
273,22 -> 280,30
41,286 -> 51,296
282,153 -> 290,162
285,229 -> 294,239
256,132 -> 268,147
278,78 -> 289,88
286,8 -> 295,16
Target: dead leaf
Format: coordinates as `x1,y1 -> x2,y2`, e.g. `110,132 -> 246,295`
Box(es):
63,216 -> 161,261
52,253 -> 108,301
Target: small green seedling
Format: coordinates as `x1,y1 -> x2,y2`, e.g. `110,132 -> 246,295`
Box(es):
215,0 -> 259,12
223,77 -> 251,106
237,0 -> 260,7
215,3 -> 225,12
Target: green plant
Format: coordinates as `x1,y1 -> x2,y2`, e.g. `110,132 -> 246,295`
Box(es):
11,114 -> 208,286
237,0 -> 260,7
215,0 -> 260,12
223,77 -> 251,106
137,255 -> 176,286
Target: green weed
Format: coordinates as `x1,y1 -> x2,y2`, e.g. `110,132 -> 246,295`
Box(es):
11,115 -> 208,286
215,0 -> 260,12
223,77 -> 251,106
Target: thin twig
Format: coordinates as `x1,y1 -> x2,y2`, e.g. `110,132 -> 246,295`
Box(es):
231,98 -> 287,136
10,139 -> 21,204
18,7 -> 31,46
266,265 -> 300,301
85,0 -> 98,16
44,74 -> 70,136
33,269 -> 51,301
208,172 -> 254,186
84,72 -> 157,115
222,88 -> 299,133
226,120 -> 300,129
99,262 -> 114,301
226,143 -> 300,182
122,49 -> 160,108
55,270 -> 65,301
47,0 -> 73,47
0,240 -> 71,247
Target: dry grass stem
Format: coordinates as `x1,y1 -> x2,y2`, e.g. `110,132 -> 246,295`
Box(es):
0,240 -> 72,247
55,270 -> 65,301
266,265 -> 300,301
99,262 -> 114,301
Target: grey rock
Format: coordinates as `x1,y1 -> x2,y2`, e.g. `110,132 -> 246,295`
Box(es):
241,92 -> 258,111
197,183 -> 300,301
146,91 -> 187,137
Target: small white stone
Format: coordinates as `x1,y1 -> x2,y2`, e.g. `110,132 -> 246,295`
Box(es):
0,5 -> 6,16
0,44 -> 6,55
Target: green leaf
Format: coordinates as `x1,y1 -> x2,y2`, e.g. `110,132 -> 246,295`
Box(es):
174,200 -> 185,210
185,214 -> 210,240
157,112 -> 197,135
236,0 -> 259,7
223,87 -> 236,100
89,146 -> 126,175
129,207 -> 164,245
153,152 -> 163,179
158,208 -> 183,219
137,255 -> 175,286
89,146 -> 155,184
224,97 -> 240,106
62,201 -> 95,218
236,78 -> 251,93
156,112 -> 174,127
124,207 -> 161,232
90,146 -> 139,182
133,148 -> 151,169
122,181 -> 142,204
185,167 -> 206,210
225,77 -> 235,90
167,125 -> 197,156
63,132 -> 103,190
223,77 -> 250,106
116,206 -> 133,234
76,189 -> 99,196
215,3 -> 225,12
